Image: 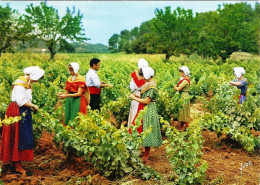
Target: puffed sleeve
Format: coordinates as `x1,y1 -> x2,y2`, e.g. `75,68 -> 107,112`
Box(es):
130,78 -> 138,92
11,85 -> 30,107
143,88 -> 157,101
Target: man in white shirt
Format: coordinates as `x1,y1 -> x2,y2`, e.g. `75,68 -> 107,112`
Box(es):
86,58 -> 113,110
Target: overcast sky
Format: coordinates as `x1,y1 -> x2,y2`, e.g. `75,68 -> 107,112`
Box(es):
0,1 -> 257,46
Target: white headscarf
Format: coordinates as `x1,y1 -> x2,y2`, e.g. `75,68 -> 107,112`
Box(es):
23,66 -> 45,81
233,67 -> 245,79
179,66 -> 190,77
69,62 -> 79,74
138,58 -> 149,69
142,67 -> 154,80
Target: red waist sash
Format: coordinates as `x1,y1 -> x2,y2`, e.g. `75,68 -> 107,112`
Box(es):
89,86 -> 101,95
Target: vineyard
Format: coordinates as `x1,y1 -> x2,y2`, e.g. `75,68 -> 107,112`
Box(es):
0,53 -> 259,184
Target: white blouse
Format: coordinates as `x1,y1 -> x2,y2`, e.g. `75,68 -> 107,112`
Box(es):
11,79 -> 32,107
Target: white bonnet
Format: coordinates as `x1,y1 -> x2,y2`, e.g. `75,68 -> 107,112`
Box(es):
23,66 -> 45,80
138,58 -> 149,69
179,66 -> 190,77
142,67 -> 154,80
233,67 -> 245,79
69,62 -> 80,74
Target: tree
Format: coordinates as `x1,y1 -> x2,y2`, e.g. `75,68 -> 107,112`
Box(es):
153,6 -> 194,60
0,5 -> 32,57
216,2 -> 258,61
193,11 -> 220,60
25,2 -> 88,60
108,34 -> 120,53
118,30 -> 132,53
130,20 -> 156,54
193,2 -> 259,61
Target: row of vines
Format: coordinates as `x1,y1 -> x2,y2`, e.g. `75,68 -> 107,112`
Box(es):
0,53 -> 259,184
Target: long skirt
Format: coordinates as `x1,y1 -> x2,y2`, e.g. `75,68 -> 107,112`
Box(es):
65,95 -> 87,125
142,102 -> 163,147
127,99 -> 139,129
0,102 -> 34,162
178,92 -> 190,122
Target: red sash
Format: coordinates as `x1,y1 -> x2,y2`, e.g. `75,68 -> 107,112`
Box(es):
89,86 -> 101,95
131,71 -> 146,87
177,79 -> 190,87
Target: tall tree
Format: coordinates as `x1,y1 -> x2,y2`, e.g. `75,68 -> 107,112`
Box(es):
118,30 -> 132,53
131,20 -> 156,54
25,2 -> 88,60
193,11 -> 220,60
0,5 -> 32,57
108,34 -> 120,53
153,6 -> 194,60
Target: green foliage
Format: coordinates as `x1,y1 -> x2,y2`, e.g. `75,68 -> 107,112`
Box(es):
0,82 -> 10,118
201,80 -> 260,151
153,6 -> 194,60
108,34 -> 120,53
33,105 -> 160,180
162,118 -> 208,184
0,5 -> 32,56
194,2 -> 259,61
25,2 -> 88,60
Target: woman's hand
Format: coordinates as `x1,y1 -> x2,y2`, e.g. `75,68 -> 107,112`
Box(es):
58,93 -> 67,99
32,104 -> 39,112
173,86 -> 177,91
107,84 -> 114,88
129,94 -> 136,100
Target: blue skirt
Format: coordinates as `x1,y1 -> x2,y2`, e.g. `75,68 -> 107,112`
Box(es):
19,106 -> 34,150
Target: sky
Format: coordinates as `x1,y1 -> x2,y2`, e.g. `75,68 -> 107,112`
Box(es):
0,1 -> 258,46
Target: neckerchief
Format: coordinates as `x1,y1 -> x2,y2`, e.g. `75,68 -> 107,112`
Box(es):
141,80 -> 157,94
67,75 -> 85,83
13,76 -> 31,89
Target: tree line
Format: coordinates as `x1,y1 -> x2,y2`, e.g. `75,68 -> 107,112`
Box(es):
108,2 -> 260,61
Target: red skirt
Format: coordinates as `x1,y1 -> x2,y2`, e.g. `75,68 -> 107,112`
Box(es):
79,95 -> 87,114
0,102 -> 33,162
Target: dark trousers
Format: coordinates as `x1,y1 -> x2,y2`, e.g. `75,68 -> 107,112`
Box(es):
90,94 -> 100,111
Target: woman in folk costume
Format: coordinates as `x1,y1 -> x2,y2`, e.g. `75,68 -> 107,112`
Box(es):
129,67 -> 162,163
127,58 -> 148,129
229,67 -> 247,104
0,66 -> 45,175
58,62 -> 89,125
174,66 -> 191,131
